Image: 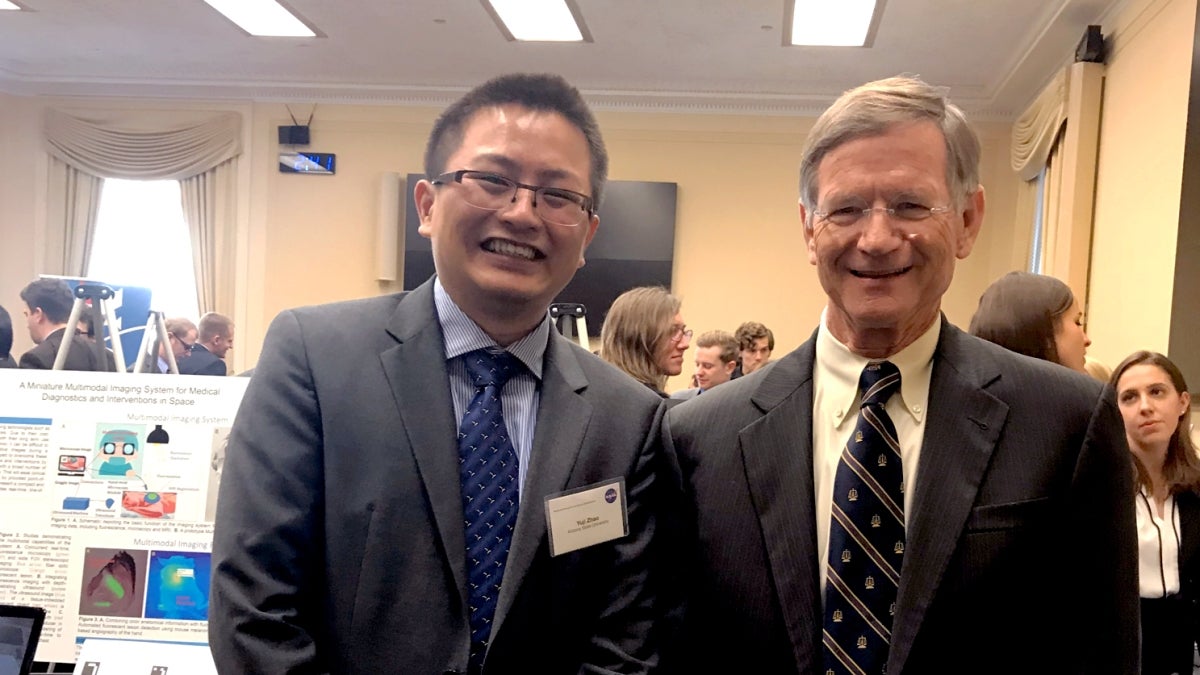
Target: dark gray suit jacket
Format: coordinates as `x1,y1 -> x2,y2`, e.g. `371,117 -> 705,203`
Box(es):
210,279 -> 668,674
178,343 -> 227,376
662,318 -> 1139,674
19,327 -> 116,371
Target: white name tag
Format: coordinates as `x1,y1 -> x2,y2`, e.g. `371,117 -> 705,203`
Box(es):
544,478 -> 628,557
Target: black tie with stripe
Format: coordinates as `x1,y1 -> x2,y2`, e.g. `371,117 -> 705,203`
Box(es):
822,360 -> 904,675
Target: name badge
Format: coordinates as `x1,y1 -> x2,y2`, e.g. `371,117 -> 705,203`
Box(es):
544,478 -> 628,557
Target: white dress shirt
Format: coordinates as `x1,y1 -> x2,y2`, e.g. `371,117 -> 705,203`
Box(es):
1136,489 -> 1181,598
813,310 -> 939,597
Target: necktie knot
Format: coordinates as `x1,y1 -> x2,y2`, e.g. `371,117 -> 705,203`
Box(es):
464,348 -> 522,389
859,360 -> 901,409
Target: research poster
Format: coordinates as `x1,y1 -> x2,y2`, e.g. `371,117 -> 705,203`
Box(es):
0,370 -> 248,663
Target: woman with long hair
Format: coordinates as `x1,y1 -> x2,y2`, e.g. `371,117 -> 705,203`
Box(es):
1111,351 -> 1200,675
968,271 -> 1091,372
599,287 -> 690,397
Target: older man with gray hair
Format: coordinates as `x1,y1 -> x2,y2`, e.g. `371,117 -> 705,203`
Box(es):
663,76 -> 1137,674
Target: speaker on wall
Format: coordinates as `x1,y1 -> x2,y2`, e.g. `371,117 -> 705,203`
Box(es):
376,172 -> 402,281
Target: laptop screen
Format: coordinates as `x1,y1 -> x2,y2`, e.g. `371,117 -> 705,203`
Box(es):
0,606 -> 44,675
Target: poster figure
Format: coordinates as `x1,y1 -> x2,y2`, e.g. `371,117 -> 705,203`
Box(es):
145,551 -> 211,621
78,548 -> 149,618
91,425 -> 146,480
205,428 -> 231,522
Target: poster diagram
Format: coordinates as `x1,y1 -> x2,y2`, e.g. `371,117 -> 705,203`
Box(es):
0,369 -> 249,663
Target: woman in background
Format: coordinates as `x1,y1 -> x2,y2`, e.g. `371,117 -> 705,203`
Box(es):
599,286 -> 690,398
968,271 -> 1090,372
1112,351 -> 1200,675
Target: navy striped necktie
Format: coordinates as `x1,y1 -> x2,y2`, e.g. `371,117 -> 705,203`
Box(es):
823,360 -> 904,675
458,348 -> 524,673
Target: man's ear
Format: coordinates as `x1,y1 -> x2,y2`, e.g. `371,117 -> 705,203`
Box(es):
414,179 -> 436,238
955,185 -> 986,259
799,200 -> 818,265
577,213 -> 600,269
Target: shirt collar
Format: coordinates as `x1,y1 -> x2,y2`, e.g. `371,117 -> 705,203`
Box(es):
432,278 -> 547,380
816,308 -> 940,427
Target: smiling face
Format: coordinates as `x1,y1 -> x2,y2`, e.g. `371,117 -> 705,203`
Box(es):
1117,364 -> 1191,455
801,121 -> 984,356
415,105 -> 599,341
694,345 -> 735,390
654,313 -> 689,377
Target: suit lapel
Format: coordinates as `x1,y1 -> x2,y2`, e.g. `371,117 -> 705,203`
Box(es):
492,331 -> 592,632
1178,492 -> 1200,576
740,337 -> 823,673
378,280 -> 468,607
887,321 -> 1008,674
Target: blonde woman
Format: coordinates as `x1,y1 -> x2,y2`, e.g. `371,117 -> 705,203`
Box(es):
600,287 -> 690,397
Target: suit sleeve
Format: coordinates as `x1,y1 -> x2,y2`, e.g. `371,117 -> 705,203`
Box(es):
199,357 -> 228,377
209,309 -> 329,675
18,350 -> 49,369
1068,384 -> 1140,673
582,402 -> 670,675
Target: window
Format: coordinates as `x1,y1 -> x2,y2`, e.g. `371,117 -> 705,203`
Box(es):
1028,165 -> 1047,274
86,179 -> 200,320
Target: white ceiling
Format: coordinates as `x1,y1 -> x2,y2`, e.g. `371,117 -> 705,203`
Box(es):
0,0 -> 1122,118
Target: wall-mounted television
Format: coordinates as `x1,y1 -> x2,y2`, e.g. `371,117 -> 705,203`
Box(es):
402,175 -> 677,336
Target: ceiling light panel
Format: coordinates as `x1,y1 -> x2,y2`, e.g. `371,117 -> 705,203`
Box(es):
203,0 -> 316,37
0,1 -> 22,10
486,0 -> 585,42
788,0 -> 879,47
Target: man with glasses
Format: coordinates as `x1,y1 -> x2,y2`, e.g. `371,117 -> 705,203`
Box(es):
134,317 -> 196,374
211,74 -> 668,674
663,76 -> 1137,673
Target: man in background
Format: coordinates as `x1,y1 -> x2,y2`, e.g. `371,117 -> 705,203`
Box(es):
179,312 -> 232,376
732,320 -> 773,378
18,278 -> 116,371
671,330 -> 738,401
210,73 -> 667,674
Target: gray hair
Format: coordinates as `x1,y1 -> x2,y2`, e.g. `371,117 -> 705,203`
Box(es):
799,75 -> 981,223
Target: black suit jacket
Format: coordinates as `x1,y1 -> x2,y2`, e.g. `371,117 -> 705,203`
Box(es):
178,343 -> 226,376
662,318 -> 1139,674
210,279 -> 668,674
19,327 -> 117,371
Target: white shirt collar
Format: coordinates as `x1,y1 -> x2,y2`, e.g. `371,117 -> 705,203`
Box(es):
815,308 -> 940,428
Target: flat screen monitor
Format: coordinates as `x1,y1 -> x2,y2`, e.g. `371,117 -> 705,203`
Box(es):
0,605 -> 44,675
402,175 -> 677,335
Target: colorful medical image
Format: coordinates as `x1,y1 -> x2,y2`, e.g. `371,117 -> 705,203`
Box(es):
145,551 -> 211,621
91,424 -> 146,480
58,454 -> 86,476
79,548 -> 149,618
121,491 -> 178,519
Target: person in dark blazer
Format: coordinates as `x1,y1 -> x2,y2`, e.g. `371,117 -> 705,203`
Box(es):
0,304 -> 16,368
1112,351 -> 1200,675
209,74 -> 668,674
661,76 -> 1138,674
178,312 -> 232,376
18,278 -> 116,371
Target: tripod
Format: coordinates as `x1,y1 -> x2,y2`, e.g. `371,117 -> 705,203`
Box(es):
53,282 -> 126,372
549,303 -> 590,351
130,310 -> 180,374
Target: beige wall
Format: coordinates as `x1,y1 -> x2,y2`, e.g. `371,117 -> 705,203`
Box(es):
1,94 -> 1022,385
1089,0 -> 1198,369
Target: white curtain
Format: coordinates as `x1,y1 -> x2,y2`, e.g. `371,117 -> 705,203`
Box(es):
180,159 -> 237,314
44,156 -> 104,276
42,108 -> 242,314
1011,69 -> 1069,181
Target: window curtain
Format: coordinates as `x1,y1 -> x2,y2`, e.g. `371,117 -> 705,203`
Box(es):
44,156 -> 104,276
1039,143 -> 1067,271
42,108 -> 242,313
180,160 -> 237,314
1011,69 -> 1069,269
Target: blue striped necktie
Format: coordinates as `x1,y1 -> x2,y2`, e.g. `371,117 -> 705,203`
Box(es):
823,360 -> 904,675
458,348 -> 523,673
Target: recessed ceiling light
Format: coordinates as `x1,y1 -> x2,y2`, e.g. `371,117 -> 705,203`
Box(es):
786,0 -> 882,47
203,0 -> 316,37
0,1 -> 22,10
484,0 -> 589,42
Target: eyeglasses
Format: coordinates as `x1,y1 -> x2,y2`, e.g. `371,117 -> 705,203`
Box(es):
813,201 -> 954,227
669,326 -> 693,343
432,170 -> 594,227
170,334 -> 195,352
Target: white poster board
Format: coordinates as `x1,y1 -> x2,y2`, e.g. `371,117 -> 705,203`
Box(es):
0,370 -> 248,664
